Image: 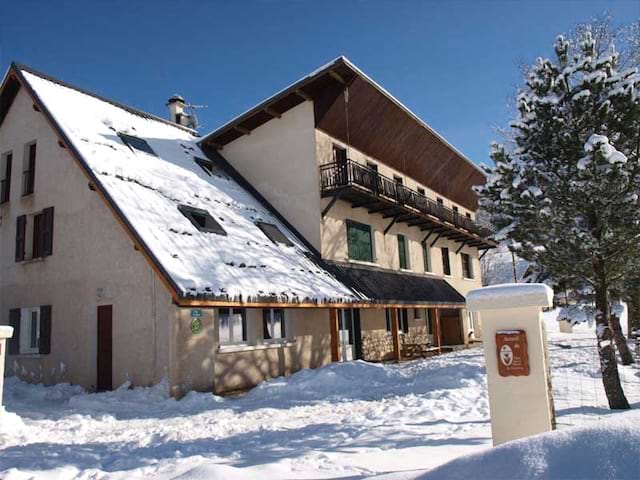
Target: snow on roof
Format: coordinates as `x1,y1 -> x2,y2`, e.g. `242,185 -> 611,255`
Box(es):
466,283 -> 554,311
21,68 -> 358,304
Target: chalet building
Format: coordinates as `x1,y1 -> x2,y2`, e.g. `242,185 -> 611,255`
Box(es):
0,59 -> 495,395
200,57 -> 496,362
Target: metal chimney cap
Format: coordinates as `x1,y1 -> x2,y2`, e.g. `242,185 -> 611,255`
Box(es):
167,94 -> 185,105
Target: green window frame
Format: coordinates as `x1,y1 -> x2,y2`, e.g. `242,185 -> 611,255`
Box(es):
422,240 -> 431,272
346,220 -> 373,262
397,234 -> 408,269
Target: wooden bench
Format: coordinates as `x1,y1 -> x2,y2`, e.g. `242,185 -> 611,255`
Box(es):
401,341 -> 441,359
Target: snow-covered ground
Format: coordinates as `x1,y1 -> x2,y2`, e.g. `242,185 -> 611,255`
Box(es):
1,312 -> 638,480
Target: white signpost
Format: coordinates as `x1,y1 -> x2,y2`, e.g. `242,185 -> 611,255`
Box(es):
466,284 -> 555,446
0,326 -> 14,409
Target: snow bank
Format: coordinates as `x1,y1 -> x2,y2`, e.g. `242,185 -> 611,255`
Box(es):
419,410 -> 640,480
467,283 -> 553,311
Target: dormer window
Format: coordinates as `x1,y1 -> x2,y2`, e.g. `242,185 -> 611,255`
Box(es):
194,157 -> 214,176
118,133 -> 156,156
256,222 -> 293,246
178,205 -> 226,235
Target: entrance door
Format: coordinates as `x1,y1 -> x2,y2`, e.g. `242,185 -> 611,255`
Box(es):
97,305 -> 113,391
440,309 -> 464,346
339,309 -> 362,361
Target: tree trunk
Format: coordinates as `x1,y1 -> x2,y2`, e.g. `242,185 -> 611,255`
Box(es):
627,287 -> 640,338
610,313 -> 634,365
594,284 -> 630,409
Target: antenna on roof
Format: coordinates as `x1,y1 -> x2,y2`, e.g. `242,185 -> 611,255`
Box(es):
166,95 -> 207,130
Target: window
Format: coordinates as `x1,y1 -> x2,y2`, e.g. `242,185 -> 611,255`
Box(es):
414,308 -> 422,319
453,206 -> 459,213
466,212 -> 472,219
15,206 -> 54,262
400,309 -> 409,334
347,220 -> 373,262
461,253 -> 474,279
263,308 -> 285,341
1,152 -> 11,204
422,240 -> 431,272
333,145 -> 347,164
22,143 -> 36,196
385,308 -> 409,333
366,162 -> 378,172
194,157 -> 215,176
417,187 -> 425,196
437,197 -> 444,205
397,234 -> 408,269
218,308 -> 246,345
256,222 -> 293,246
7,305 -> 52,355
426,309 -> 434,334
441,247 -> 451,276
178,205 -> 226,235
118,133 -> 156,156
393,175 -> 403,185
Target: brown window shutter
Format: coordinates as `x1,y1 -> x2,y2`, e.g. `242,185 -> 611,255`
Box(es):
1,153 -> 11,203
15,214 -> 26,261
42,206 -> 54,256
28,143 -> 36,194
8,308 -> 21,354
39,305 -> 52,354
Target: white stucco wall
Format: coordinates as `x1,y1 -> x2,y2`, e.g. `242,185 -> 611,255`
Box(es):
221,101 -> 322,251
0,87 -> 175,390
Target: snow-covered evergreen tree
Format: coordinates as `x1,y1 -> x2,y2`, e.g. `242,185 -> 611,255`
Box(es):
479,30 -> 640,409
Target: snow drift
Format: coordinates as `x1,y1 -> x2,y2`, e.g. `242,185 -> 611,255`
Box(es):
420,409 -> 640,480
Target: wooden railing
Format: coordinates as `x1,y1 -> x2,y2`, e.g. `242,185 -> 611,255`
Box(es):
320,160 -> 492,238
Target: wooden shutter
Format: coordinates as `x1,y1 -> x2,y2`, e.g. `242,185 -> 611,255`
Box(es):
8,308 -> 21,354
27,143 -> 36,194
42,206 -> 54,256
39,305 -> 52,354
1,153 -> 11,203
15,214 -> 26,261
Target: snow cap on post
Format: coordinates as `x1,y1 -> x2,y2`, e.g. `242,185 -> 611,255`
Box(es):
0,326 -> 14,339
466,283 -> 553,311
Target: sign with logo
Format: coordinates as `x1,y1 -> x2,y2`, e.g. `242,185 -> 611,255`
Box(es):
190,309 -> 203,335
496,330 -> 529,377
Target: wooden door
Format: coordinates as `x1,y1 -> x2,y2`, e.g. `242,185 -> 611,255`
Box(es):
96,305 -> 113,391
440,309 -> 464,346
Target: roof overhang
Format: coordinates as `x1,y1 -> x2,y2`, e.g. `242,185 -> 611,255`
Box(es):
199,56 -> 486,210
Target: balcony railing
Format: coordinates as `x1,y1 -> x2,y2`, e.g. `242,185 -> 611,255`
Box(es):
320,159 -> 493,239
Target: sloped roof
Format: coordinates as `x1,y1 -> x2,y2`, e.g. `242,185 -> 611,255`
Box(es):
200,56 -> 486,210
10,64 -> 359,305
328,262 -> 465,307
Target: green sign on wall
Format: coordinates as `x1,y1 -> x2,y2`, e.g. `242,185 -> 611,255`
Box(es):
190,309 -> 203,334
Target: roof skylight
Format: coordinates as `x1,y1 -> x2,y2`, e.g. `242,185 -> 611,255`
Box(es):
118,133 -> 156,156
178,205 -> 226,235
257,222 -> 293,246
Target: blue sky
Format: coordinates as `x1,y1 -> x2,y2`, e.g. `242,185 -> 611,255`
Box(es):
1,0 -> 638,167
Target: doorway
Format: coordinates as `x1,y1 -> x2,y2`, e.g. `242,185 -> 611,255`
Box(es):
440,309 -> 464,346
339,308 -> 362,361
97,305 -> 113,391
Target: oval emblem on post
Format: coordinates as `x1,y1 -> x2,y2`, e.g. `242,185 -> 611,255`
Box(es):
190,317 -> 202,335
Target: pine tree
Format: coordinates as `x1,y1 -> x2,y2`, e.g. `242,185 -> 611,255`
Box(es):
479,30 -> 640,409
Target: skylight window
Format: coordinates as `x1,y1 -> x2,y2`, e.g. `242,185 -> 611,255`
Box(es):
118,133 -> 156,156
178,205 -> 226,235
256,222 -> 293,246
194,157 -> 215,176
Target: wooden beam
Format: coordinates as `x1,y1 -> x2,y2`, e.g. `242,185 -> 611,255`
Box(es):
408,220 -> 432,227
208,141 -> 223,150
433,308 -> 441,349
384,215 -> 399,235
233,125 -> 251,135
351,200 -> 380,209
455,241 -> 468,254
295,89 -> 311,101
321,194 -> 341,218
368,205 -> 396,215
330,308 -> 340,362
391,308 -> 401,362
479,249 -> 490,260
264,107 -> 281,119
329,70 -> 346,84
422,230 -> 433,244
430,232 -> 443,247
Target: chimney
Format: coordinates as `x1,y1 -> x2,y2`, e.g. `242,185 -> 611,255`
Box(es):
167,94 -> 186,125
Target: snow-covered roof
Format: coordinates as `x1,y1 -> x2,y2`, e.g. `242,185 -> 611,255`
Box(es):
16,65 -> 359,304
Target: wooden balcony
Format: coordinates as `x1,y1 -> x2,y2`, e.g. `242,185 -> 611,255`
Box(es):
320,160 -> 496,250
